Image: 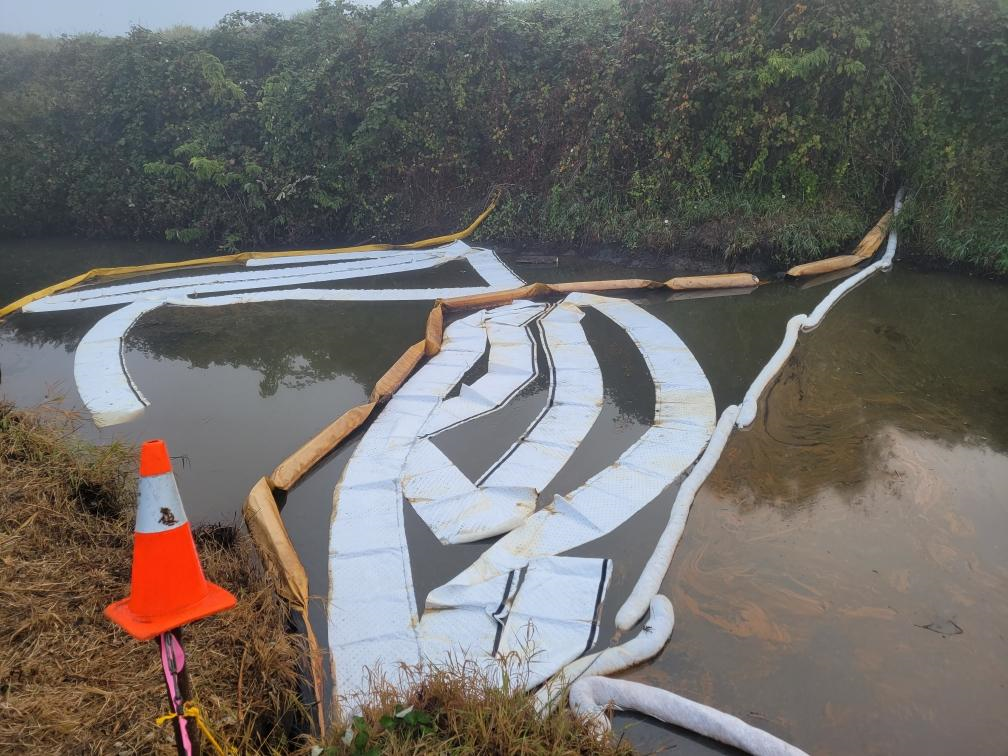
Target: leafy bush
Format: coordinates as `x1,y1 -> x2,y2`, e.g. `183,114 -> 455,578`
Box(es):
0,0 -> 1004,271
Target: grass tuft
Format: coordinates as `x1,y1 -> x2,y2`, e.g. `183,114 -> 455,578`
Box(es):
315,656 -> 633,755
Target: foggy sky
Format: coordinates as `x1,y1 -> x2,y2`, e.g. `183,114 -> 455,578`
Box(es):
0,0 -> 337,37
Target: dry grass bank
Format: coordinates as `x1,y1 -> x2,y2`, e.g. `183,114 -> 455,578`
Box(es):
0,402 -> 305,753
315,660 -> 634,756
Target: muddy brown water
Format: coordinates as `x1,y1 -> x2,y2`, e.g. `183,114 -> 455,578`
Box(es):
1,238 -> 1006,754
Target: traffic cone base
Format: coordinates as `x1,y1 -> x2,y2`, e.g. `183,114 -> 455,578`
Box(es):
104,581 -> 236,641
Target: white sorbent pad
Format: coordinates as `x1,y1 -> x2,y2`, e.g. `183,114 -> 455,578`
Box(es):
328,311 -> 488,706
415,570 -> 518,664
328,294 -> 717,710
59,244 -> 524,428
491,556 -> 611,689
327,302 -> 612,708
73,300 -> 159,427
171,250 -> 525,309
26,250 -> 451,311
466,248 -> 528,289
535,595 -> 676,715
402,437 -> 538,544
158,286 -> 515,306
425,294 -> 716,608
420,300 -> 545,435
245,249 -> 417,267
476,302 -> 604,490
416,556 -> 611,690
404,300 -> 603,544
25,242 -> 524,312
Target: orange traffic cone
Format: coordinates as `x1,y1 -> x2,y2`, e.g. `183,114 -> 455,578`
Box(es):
105,439 -> 236,640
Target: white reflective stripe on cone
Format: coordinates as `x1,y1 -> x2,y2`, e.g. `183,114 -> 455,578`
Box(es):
135,472 -> 189,534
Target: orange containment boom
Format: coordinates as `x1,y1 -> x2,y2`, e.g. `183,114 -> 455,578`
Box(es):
787,210 -> 893,278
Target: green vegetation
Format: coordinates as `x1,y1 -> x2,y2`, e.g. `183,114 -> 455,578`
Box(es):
0,0 -> 1005,271
315,659 -> 633,755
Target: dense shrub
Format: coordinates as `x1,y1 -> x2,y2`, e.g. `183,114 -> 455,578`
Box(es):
0,0 -> 1004,270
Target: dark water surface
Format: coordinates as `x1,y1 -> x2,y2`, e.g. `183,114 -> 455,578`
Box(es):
1,238 -> 1005,754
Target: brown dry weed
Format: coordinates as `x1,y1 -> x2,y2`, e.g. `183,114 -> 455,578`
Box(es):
315,656 -> 634,756
0,403 -> 305,753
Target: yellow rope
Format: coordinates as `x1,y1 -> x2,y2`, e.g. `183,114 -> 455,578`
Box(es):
0,189 -> 501,319
156,702 -> 237,756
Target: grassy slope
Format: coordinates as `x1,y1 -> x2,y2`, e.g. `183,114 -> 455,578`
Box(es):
315,660 -> 634,755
